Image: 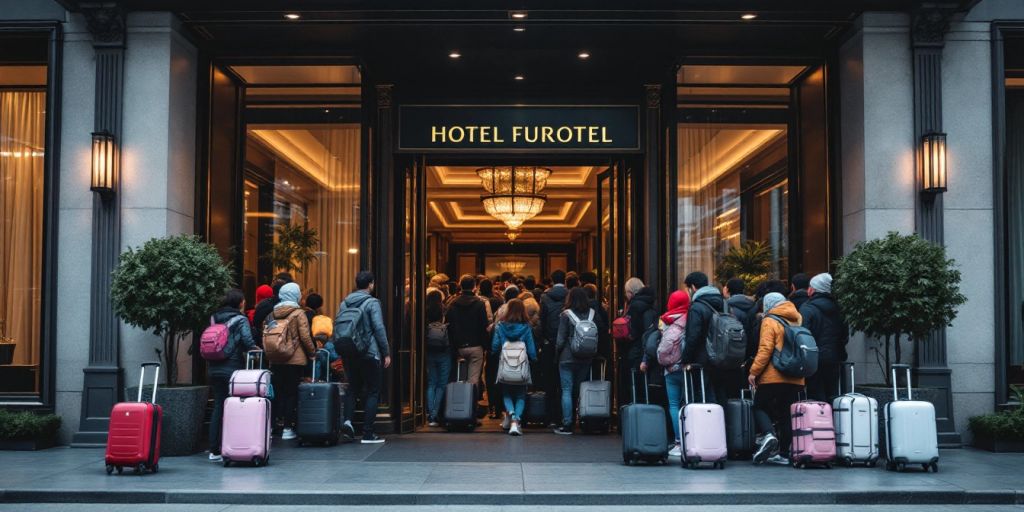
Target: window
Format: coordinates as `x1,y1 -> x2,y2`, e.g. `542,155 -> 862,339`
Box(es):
0,35 -> 49,397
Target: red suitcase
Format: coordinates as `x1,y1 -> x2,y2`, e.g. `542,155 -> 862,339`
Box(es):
105,362 -> 162,475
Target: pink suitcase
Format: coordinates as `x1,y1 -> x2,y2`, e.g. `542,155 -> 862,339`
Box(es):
228,350 -> 272,398
221,396 -> 271,467
679,364 -> 727,469
790,395 -> 836,468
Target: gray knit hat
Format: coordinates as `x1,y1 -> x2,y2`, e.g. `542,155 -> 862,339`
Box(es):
762,292 -> 787,313
810,273 -> 833,294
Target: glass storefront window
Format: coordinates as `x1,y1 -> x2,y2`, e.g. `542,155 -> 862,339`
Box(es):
0,60 -> 47,396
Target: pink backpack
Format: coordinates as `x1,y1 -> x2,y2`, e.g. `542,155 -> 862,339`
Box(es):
200,316 -> 238,361
657,314 -> 687,367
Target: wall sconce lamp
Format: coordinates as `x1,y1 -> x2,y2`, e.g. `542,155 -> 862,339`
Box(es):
920,132 -> 947,194
91,131 -> 117,198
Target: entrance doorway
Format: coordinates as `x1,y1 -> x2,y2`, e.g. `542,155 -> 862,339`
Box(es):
393,157 -> 639,433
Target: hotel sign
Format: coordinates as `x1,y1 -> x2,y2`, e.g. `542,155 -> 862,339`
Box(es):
398,105 -> 640,152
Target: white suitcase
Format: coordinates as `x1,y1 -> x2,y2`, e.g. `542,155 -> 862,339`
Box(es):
832,362 -> 879,466
884,364 -> 939,472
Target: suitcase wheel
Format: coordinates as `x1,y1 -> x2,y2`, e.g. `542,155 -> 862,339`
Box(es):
105,464 -> 114,475
895,462 -> 906,472
866,459 -> 877,468
150,463 -> 159,474
134,463 -> 145,475
824,462 -> 833,469
223,459 -> 231,468
252,456 -> 264,467
116,466 -> 124,475
623,454 -> 632,466
925,462 -> 938,472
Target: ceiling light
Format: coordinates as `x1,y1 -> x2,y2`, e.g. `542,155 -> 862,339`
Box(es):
513,25 -> 526,32
578,51 -> 591,59
509,10 -> 528,20
498,259 -> 527,274
514,74 -> 525,81
740,13 -> 757,20
284,13 -> 300,20
449,51 -> 461,59
506,230 -> 521,242
478,166 -> 550,230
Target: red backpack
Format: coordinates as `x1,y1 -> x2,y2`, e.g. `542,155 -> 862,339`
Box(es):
199,316 -> 239,361
612,316 -> 631,342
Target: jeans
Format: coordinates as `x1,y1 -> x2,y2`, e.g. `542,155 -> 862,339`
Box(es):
502,384 -> 528,421
807,361 -> 841,402
270,364 -> 304,430
426,351 -> 452,420
752,383 -> 803,456
343,356 -> 382,436
664,370 -> 684,443
207,374 -> 230,453
559,361 -> 591,428
486,352 -> 503,414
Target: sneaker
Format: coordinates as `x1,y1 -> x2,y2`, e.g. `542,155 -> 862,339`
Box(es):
341,421 -> 355,440
361,433 -> 385,444
753,433 -> 779,465
766,454 -> 790,466
428,419 -> 440,427
509,421 -> 522,436
501,413 -> 512,430
553,425 -> 573,435
668,444 -> 682,458
281,428 -> 297,440
208,452 -> 223,462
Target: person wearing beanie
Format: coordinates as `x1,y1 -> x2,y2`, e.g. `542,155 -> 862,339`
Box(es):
268,281 -> 316,440
801,272 -> 848,401
748,292 -> 804,466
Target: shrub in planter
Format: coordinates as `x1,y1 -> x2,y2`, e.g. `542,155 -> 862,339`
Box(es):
833,232 -> 966,386
969,386 -> 1024,452
0,409 -> 61,450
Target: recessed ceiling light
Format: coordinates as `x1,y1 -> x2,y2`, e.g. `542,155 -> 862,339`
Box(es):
513,25 -> 527,32
578,51 -> 591,59
741,13 -> 757,20
514,74 -> 525,81
449,51 -> 462,59
509,10 -> 528,20
284,13 -> 300,20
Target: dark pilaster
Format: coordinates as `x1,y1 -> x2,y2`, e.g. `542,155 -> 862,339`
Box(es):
910,3 -> 961,447
373,84 -> 396,433
643,84 -> 664,305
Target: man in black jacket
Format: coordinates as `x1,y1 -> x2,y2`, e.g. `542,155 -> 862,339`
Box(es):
681,271 -> 726,406
251,272 -> 293,347
788,273 -> 811,311
723,277 -> 755,400
446,275 -> 490,400
800,273 -> 848,401
538,270 -> 569,425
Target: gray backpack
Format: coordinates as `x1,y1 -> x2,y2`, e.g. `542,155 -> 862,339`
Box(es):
497,340 -> 531,385
567,309 -> 599,358
701,300 -> 747,369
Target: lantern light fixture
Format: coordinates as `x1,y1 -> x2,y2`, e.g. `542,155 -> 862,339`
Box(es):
90,131 -> 117,198
920,132 -> 948,194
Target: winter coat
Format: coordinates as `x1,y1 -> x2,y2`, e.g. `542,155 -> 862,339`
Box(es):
491,321 -> 538,362
682,286 -> 725,366
538,285 -> 569,343
251,296 -> 279,347
789,289 -> 810,311
270,304 -> 316,366
446,291 -> 490,349
208,307 -> 257,378
749,301 -> 805,386
726,295 -> 756,331
337,290 -> 391,361
556,307 -> 606,364
799,292 -> 848,364
621,287 -> 657,366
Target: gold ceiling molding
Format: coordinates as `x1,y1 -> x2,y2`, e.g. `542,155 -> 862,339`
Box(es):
430,165 -> 598,187
677,128 -> 785,192
249,127 -> 361,192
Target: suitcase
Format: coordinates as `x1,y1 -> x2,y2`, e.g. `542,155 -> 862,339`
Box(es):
222,350 -> 272,467
578,358 -> 611,433
105,362 -> 162,475
679,365 -> 727,469
725,388 -> 755,460
832,362 -> 879,467
621,370 -> 669,465
445,359 -> 476,431
884,364 -> 939,472
524,391 -> 548,426
790,393 -> 836,468
297,349 -> 342,446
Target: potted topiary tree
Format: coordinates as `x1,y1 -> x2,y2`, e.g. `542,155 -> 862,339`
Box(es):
111,235 -> 233,456
832,232 -> 966,419
969,386 -> 1024,452
0,409 -> 61,450
715,240 -> 773,292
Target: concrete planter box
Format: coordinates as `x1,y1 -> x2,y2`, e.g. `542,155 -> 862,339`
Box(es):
0,438 -> 56,451
128,384 -> 209,456
972,437 -> 1024,453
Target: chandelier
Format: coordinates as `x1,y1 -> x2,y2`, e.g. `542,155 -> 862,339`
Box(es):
497,259 -> 527,274
477,166 -> 551,230
505,229 -> 521,242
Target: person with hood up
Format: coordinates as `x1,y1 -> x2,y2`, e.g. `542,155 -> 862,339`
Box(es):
491,299 -> 538,436
681,271 -> 727,405
641,289 -> 689,457
800,273 -> 848,401
748,292 -> 805,466
247,284 -> 273,325
268,281 -> 316,441
207,289 -> 257,462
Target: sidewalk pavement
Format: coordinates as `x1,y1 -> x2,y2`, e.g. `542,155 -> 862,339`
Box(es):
0,433 -> 1022,506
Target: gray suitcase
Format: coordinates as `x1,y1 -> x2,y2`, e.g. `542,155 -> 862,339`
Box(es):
579,358 -> 611,433
884,364 -> 939,472
444,359 -> 476,431
621,370 -> 668,465
832,362 -> 879,466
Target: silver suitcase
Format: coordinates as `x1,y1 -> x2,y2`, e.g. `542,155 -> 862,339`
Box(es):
884,364 -> 939,472
832,362 -> 879,466
578,359 -> 611,433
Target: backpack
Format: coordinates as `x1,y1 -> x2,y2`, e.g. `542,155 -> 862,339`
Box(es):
611,316 -> 631,342
334,297 -> 373,356
263,310 -> 301,363
497,340 -> 531,385
311,314 -> 333,338
566,309 -> 599,358
199,316 -> 240,361
657,314 -> 686,367
700,299 -> 747,369
425,318 -> 450,352
767,314 -> 820,377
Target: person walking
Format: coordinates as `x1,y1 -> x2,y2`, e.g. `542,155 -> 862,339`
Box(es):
485,283 -> 516,419
554,287 -> 605,435
641,289 -> 689,457
748,292 -> 805,466
800,273 -> 848,401
681,271 -> 725,405
206,289 -> 257,462
424,288 -> 450,427
491,299 -> 538,436
539,270 -> 570,425
266,282 -> 316,440
446,274 -> 490,406
336,271 -> 392,444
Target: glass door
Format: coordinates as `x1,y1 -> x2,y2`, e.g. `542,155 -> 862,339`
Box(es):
397,156 -> 426,432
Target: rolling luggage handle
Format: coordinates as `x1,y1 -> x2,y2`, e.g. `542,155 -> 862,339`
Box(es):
137,362 -> 161,404
247,349 -> 265,370
590,357 -> 607,382
312,349 -> 331,383
891,363 -> 912,401
630,368 -> 650,404
682,364 -> 709,405
840,362 -> 858,395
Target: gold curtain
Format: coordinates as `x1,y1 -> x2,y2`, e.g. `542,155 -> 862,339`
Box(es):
0,91 -> 45,370
676,125 -> 724,285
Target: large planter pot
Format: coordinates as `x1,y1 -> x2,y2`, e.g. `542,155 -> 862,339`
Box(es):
0,437 -> 56,451
128,384 -> 209,456
0,342 -> 15,365
856,384 -> 943,458
972,437 -> 1024,452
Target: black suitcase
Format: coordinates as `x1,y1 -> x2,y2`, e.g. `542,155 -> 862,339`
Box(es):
621,370 -> 668,465
524,391 -> 548,426
445,359 -> 476,431
297,350 -> 341,446
725,388 -> 755,459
